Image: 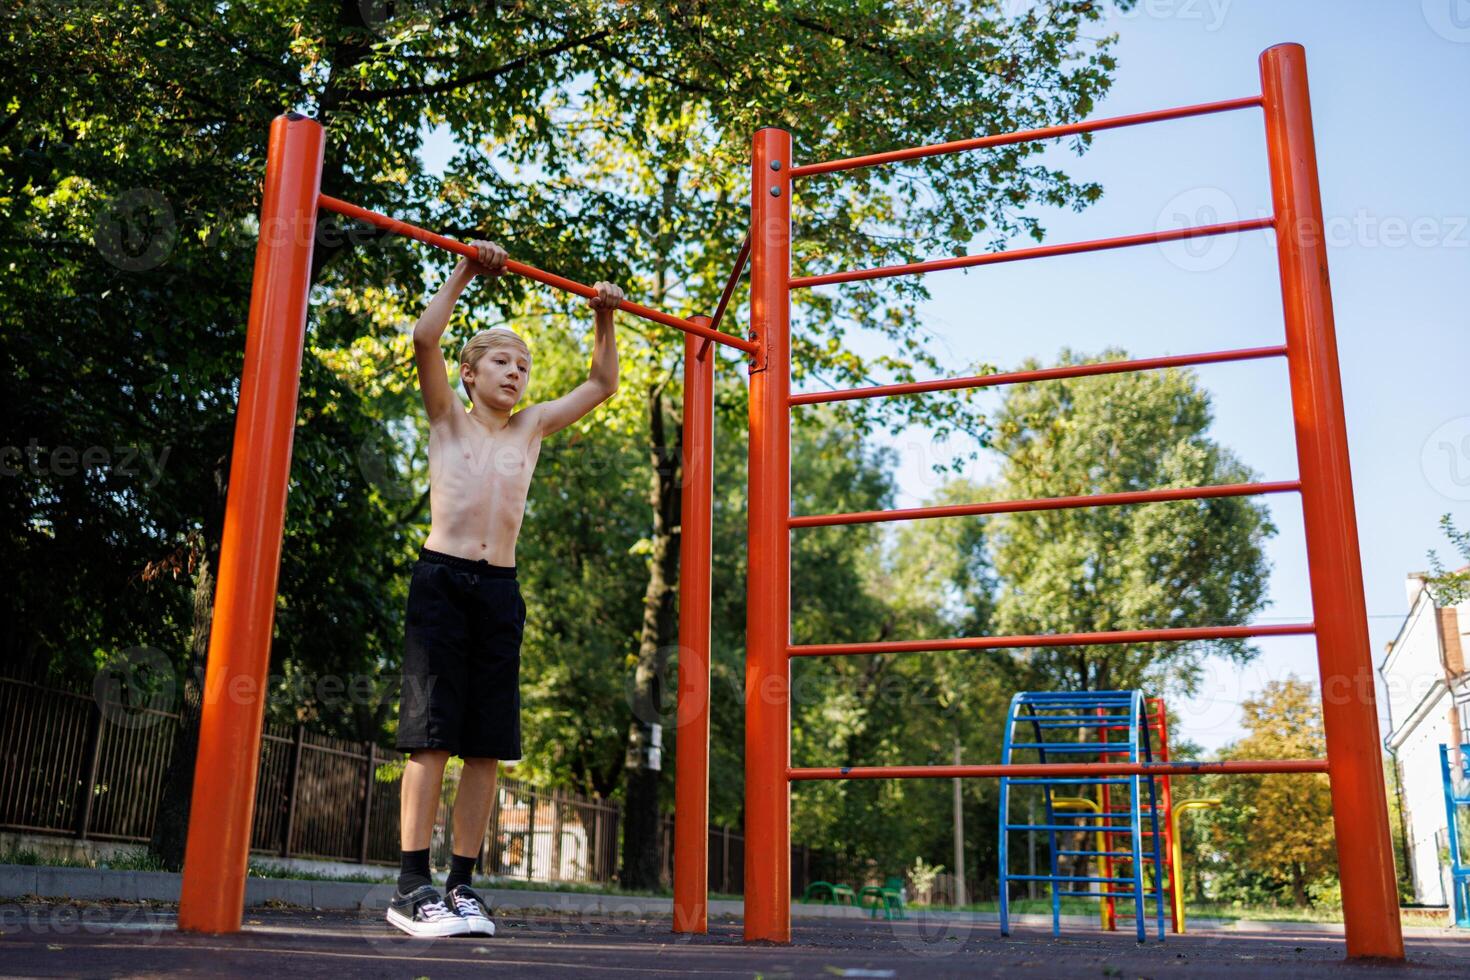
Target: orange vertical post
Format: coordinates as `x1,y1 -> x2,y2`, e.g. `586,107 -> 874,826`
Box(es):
1260,43 -> 1404,960
744,127 -> 793,943
178,113 -> 324,933
1149,698 -> 1180,933
673,316 -> 716,934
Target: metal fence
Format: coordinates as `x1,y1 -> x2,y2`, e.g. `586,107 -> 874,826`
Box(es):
1,675 -> 801,893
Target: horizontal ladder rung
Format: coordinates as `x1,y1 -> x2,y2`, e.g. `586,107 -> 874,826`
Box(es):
1007,875 -> 1142,884
790,480 -> 1300,529
1007,823 -> 1137,833
787,759 -> 1328,780
790,345 -> 1287,406
789,622 -> 1314,658
789,95 -> 1263,178
789,217 -> 1276,288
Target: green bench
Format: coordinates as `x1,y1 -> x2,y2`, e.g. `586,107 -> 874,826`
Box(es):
859,877 -> 906,920
802,880 -> 857,906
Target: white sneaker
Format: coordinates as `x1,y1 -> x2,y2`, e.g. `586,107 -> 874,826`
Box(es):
447,884 -> 496,937
386,885 -> 471,937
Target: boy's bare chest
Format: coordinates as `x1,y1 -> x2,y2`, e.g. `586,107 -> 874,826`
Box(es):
430,422 -> 541,487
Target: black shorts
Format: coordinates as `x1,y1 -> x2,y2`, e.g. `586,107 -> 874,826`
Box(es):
395,547 -> 526,760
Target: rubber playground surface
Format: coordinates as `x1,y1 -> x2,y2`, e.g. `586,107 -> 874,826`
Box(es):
4,902 -> 1470,978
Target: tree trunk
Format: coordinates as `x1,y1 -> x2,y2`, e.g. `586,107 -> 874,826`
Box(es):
149,458 -> 227,869
619,385 -> 683,890
148,546 -> 215,869
1290,862 -> 1308,907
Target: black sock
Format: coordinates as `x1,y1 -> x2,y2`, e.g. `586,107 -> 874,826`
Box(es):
397,848 -> 431,895
445,853 -> 477,892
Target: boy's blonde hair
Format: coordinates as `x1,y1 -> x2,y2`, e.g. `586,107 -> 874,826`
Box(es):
459,328 -> 532,404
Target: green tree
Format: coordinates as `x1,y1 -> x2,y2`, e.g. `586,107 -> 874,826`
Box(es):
5,0 -> 1135,878
1203,677 -> 1335,908
986,349 -> 1276,696
1426,513 -> 1470,606
790,476 -> 1012,886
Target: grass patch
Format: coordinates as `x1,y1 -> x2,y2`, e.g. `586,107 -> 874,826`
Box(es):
0,847 -> 166,872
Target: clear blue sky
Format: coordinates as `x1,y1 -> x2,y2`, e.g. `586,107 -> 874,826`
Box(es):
422,2 -> 1468,752
810,1 -> 1469,750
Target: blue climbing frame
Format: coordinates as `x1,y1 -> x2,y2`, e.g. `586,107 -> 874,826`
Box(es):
999,690 -> 1167,941
1440,743 -> 1470,928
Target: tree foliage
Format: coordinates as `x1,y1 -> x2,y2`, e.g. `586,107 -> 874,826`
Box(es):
1197,678 -> 1336,908
986,351 -> 1276,695
5,0 -> 1139,875
1426,513 -> 1470,607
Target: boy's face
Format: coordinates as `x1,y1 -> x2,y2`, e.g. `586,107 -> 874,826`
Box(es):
465,345 -> 531,411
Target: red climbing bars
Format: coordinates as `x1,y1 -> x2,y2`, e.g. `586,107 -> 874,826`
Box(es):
1260,43 -> 1402,959
788,759 -> 1330,781
788,622 -> 1314,659
789,95 -> 1263,178
179,113 -> 325,934
790,345 -> 1287,406
790,217 -> 1274,289
672,316 -> 716,935
317,195 -> 758,355
741,43 -> 1403,961
790,480 -> 1301,529
743,127 -> 794,944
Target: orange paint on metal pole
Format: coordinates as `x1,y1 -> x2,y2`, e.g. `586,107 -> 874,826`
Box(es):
1142,698 -> 1180,933
673,315 -> 716,935
178,113 -> 324,933
1260,43 -> 1403,961
744,128 -> 793,944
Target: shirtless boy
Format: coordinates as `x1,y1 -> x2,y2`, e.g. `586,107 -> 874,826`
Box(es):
387,240 -> 623,937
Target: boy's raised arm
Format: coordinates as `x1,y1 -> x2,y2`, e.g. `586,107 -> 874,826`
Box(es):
534,282 -> 622,437
412,240 -> 507,422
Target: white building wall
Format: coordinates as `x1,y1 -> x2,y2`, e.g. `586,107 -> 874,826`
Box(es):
1394,691 -> 1452,905
1382,592 -> 1444,729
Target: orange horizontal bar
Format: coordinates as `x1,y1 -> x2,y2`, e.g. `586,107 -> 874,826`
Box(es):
790,217 -> 1274,289
790,346 -> 1287,406
788,622 -> 1314,658
790,96 -> 1263,178
790,479 -> 1300,529
317,194 -> 758,354
788,759 -> 1328,781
